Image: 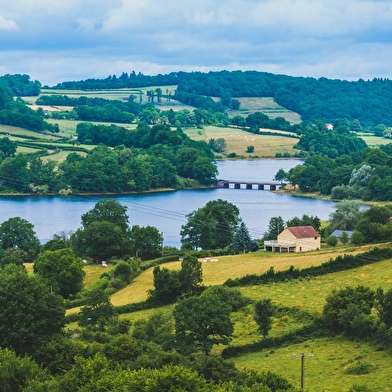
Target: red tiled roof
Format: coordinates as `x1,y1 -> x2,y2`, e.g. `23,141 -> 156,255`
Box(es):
286,226 -> 320,238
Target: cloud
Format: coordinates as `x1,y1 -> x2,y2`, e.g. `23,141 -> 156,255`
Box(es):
0,14 -> 18,31
1,1 -> 392,85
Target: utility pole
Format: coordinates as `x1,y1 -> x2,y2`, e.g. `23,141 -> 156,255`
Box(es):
292,353 -> 313,391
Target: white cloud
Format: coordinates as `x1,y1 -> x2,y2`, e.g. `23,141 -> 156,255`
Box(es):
1,0 -> 392,84
0,14 -> 18,31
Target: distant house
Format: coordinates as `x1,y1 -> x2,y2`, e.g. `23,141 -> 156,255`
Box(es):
325,123 -> 334,130
264,226 -> 321,253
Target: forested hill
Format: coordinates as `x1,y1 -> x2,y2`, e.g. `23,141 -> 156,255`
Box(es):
54,70 -> 392,127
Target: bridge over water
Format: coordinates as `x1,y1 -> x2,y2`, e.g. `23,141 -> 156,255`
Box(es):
216,180 -> 286,191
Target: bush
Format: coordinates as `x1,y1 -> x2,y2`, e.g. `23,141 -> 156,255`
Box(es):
345,362 -> 373,375
326,235 -> 338,246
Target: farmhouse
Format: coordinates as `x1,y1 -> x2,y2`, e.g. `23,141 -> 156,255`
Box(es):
264,225 -> 321,252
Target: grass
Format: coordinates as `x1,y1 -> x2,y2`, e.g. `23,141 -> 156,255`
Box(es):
82,263 -> 115,290
67,246 -> 392,390
228,97 -> 302,124
233,337 -> 392,392
239,257 -> 392,315
0,124 -> 60,140
357,132 -> 392,146
184,125 -> 298,158
105,244 -> 378,308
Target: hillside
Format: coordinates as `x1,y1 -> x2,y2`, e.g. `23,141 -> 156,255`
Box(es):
69,244 -> 392,391
53,70 -> 392,127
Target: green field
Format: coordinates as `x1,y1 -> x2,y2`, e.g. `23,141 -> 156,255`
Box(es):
358,132 -> 392,146
23,86 -> 178,105
234,337 -> 392,392
229,97 -> 302,124
77,244 -> 392,391
184,125 -> 299,158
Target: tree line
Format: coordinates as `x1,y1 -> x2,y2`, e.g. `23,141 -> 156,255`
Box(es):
50,69 -> 392,126
281,141 -> 392,201
0,122 -> 218,194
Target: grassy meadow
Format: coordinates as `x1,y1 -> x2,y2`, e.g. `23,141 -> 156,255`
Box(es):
184,125 -> 298,158
229,97 -> 302,124
77,244 -> 392,391
358,132 -> 392,146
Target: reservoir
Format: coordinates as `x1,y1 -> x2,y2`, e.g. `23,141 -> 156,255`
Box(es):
0,160 -> 337,248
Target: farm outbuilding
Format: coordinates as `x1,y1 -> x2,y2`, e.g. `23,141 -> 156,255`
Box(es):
264,225 -> 321,253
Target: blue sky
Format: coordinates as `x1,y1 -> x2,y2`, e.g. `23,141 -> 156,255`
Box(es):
1,0 -> 392,86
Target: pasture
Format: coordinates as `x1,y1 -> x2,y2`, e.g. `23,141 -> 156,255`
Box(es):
75,245 -> 392,390
234,337 -> 392,392
229,97 -> 302,124
358,132 -> 392,146
108,244 -> 379,307
184,125 -> 298,158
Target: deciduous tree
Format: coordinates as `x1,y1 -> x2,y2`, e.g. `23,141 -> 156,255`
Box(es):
0,217 -> 40,262
34,248 -> 85,299
181,199 -> 240,250
0,265 -> 65,355
254,299 -> 274,338
174,295 -> 233,355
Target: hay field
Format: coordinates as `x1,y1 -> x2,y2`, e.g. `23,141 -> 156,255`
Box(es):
229,97 -> 302,124
185,125 -> 298,157
109,245 -> 377,307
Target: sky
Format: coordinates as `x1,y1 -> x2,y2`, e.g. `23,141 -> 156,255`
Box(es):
1,0 -> 392,86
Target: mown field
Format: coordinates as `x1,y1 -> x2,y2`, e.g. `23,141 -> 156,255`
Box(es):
358,132 -> 392,146
229,97 -> 302,124
184,125 -> 298,158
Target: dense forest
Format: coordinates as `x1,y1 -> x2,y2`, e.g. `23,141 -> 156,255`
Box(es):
53,70 -> 392,127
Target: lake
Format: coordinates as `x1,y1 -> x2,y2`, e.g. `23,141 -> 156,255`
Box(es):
0,160 -> 338,247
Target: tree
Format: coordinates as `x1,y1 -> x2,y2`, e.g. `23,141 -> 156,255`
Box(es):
328,200 -> 362,232
150,254 -> 203,303
246,145 -> 254,153
375,287 -> 392,328
273,168 -> 287,184
0,154 -> 31,192
340,231 -> 350,245
0,348 -> 52,392
326,235 -> 338,247
264,216 -> 285,240
178,254 -> 203,296
0,137 -> 17,157
34,248 -> 85,299
129,225 -> 163,260
0,264 -> 65,355
349,164 -> 374,187
174,295 -> 233,355
79,284 -> 117,331
180,199 -> 241,250
322,285 -> 375,333
208,138 -> 226,153
233,221 -> 252,253
254,299 -> 274,338
71,220 -> 131,261
0,217 -> 40,262
81,199 -> 130,234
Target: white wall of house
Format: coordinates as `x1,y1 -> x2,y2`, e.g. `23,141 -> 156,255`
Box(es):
278,228 -> 320,252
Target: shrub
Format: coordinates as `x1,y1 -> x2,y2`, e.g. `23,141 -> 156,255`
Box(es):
345,362 -> 373,375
